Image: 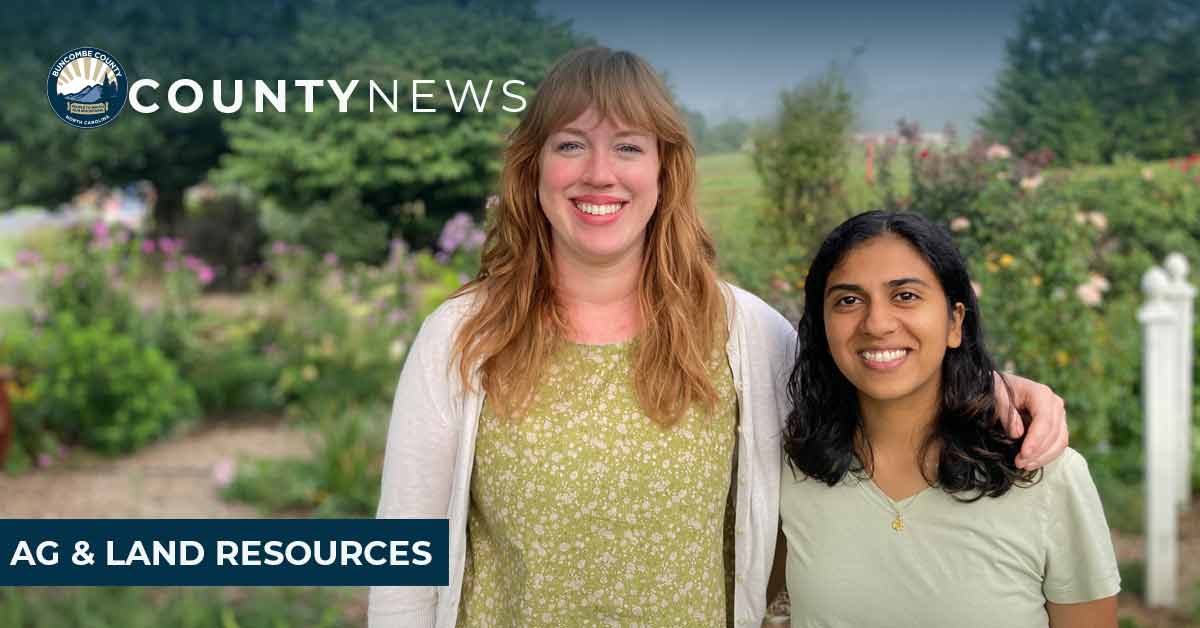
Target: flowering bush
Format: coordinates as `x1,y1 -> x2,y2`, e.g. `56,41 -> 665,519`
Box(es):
0,222 -> 216,463
875,129 -> 1200,461
260,238 -> 421,412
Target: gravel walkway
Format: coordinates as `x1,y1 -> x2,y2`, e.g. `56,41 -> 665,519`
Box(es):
0,416 -> 310,518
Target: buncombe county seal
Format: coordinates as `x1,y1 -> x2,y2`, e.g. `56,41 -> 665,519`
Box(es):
47,47 -> 128,129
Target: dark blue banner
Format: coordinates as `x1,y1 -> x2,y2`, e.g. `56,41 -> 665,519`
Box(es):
0,519 -> 447,586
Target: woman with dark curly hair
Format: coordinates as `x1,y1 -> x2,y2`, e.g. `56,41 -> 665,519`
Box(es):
779,211 -> 1119,627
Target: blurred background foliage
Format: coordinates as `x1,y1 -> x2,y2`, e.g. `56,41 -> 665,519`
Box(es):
0,0 -> 1198,624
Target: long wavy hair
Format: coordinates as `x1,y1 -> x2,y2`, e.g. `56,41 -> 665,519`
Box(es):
783,210 -> 1040,500
451,47 -> 726,427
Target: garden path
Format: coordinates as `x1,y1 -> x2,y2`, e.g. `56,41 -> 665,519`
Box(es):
0,415 -> 309,517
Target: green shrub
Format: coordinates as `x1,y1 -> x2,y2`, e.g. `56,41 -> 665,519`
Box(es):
1118,560 -> 1146,597
179,313 -> 284,416
751,66 -> 856,240
262,240 -> 419,412
11,314 -> 200,455
181,183 -> 267,291
0,587 -> 358,628
224,401 -> 388,516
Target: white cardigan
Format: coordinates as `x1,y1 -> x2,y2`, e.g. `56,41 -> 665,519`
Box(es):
368,283 -> 798,627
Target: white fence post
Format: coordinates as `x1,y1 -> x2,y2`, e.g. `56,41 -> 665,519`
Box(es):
1165,253 -> 1195,511
1141,266 -> 1178,608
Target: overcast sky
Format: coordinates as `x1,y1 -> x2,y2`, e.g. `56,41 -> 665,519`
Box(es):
538,0 -> 1025,134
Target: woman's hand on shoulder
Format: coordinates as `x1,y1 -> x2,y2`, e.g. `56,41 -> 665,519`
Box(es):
994,371 -> 1068,470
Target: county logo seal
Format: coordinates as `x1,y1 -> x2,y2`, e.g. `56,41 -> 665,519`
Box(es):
47,47 -> 128,129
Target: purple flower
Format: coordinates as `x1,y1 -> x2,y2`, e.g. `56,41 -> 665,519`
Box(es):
466,230 -> 486,250
164,260 -> 178,273
183,255 -> 204,271
36,453 -> 52,468
141,240 -> 156,255
323,252 -> 339,266
271,241 -> 289,256
438,212 -> 476,254
387,308 -> 408,324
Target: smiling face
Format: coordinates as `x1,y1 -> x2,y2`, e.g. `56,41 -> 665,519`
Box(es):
823,234 -> 965,413
538,106 -> 661,267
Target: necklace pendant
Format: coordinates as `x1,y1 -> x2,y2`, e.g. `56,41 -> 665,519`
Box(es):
891,516 -> 904,532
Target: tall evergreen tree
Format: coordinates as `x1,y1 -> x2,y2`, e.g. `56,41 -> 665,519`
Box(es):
982,0 -> 1200,163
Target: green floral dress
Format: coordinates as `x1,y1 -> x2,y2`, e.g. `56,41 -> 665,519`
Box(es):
458,338 -> 738,627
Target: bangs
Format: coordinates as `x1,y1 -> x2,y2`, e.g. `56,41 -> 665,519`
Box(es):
532,48 -> 686,145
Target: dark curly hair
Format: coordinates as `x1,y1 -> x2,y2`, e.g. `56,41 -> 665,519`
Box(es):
783,210 -> 1040,501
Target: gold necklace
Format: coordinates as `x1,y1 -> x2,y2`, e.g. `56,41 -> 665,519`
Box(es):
887,489 -> 923,532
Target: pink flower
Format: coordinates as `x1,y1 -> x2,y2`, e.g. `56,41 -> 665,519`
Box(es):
1075,283 -> 1103,307
92,221 -> 110,240
141,240 -> 156,255
14,250 -> 41,266
53,264 -> 69,284
196,265 -> 215,285
323,252 -> 339,266
271,241 -> 289,256
949,217 -> 970,232
985,144 -> 1011,160
918,149 -> 930,160
36,453 -> 52,468
212,458 -> 237,488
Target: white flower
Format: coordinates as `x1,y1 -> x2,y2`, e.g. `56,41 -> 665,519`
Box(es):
1141,167 -> 1154,181
1076,282 -> 1103,307
1087,211 -> 1108,231
1088,273 -> 1111,293
950,216 -> 971,232
1019,174 -> 1043,191
985,143 -> 1012,160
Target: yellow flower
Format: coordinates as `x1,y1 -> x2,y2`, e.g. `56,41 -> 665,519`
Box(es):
5,380 -> 30,402
985,261 -> 999,273
998,253 -> 1015,269
301,364 -> 319,382
1055,351 -> 1070,367
1031,275 -> 1043,287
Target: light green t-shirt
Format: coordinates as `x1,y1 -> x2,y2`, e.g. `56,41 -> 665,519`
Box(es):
781,447 -> 1120,628
458,339 -> 739,627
